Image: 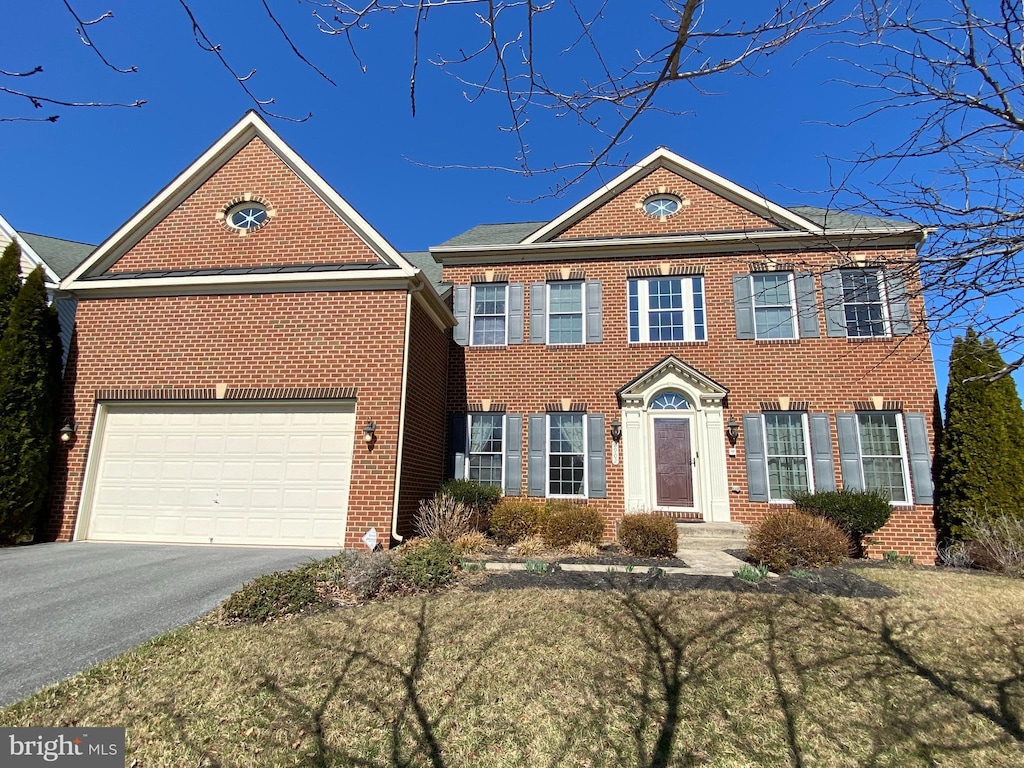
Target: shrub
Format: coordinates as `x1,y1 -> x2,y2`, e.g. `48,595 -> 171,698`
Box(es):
961,511 -> 1024,578
344,550 -> 400,599
618,514 -> 679,558
395,539 -> 460,590
490,498 -> 546,545
441,479 -> 502,530
220,568 -> 322,623
543,502 -> 604,548
453,530 -> 493,555
747,509 -> 851,573
415,492 -> 472,542
792,489 -> 892,556
565,540 -> 599,558
936,540 -> 974,569
508,535 -> 550,558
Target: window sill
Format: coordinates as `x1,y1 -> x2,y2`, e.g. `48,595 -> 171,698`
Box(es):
467,344 -> 509,350
545,344 -> 588,350
754,338 -> 800,345
844,335 -> 894,343
628,340 -> 708,347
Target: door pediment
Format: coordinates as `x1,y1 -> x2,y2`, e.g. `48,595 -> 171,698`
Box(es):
616,356 -> 728,410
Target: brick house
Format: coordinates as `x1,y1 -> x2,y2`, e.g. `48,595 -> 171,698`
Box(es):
435,149 -> 938,562
49,115 -> 939,560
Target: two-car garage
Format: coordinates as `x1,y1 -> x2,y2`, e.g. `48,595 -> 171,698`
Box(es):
76,403 -> 356,548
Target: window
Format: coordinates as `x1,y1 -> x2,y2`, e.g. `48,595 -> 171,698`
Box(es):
842,270 -> 889,337
857,412 -> 909,502
643,194 -> 681,217
471,284 -> 507,346
628,276 -> 706,343
548,282 -> 584,344
763,412 -> 813,501
650,391 -> 690,410
467,413 -> 504,487
751,273 -> 796,339
548,413 -> 586,496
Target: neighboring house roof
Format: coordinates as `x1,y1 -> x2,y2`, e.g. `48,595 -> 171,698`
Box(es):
401,251 -> 445,291
438,222 -> 546,248
19,232 -> 95,280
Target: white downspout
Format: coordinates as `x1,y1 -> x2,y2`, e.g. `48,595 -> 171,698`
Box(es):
390,275 -> 424,544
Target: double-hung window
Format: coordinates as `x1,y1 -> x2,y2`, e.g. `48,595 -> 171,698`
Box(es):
466,413 -> 504,487
548,413 -> 586,497
628,276 -> 706,343
762,412 -> 813,501
471,284 -> 507,346
547,281 -> 584,344
857,412 -> 910,502
841,270 -> 889,338
751,273 -> 797,340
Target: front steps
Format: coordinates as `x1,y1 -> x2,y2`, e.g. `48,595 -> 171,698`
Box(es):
676,522 -> 748,551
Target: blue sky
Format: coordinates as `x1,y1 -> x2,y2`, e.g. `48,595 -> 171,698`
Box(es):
2,2 -> 1017,395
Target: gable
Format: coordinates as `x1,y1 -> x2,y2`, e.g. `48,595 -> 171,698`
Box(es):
106,136 -> 382,274
553,166 -> 780,241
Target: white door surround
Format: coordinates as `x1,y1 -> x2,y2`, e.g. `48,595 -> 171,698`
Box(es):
619,357 -> 731,522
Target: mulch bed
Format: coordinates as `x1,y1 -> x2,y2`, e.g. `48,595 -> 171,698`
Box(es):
465,544 -> 682,571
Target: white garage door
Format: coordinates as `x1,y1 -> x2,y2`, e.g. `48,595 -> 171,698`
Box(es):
82,403 -> 355,547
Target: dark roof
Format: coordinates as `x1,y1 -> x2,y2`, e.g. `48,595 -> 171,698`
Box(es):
84,261 -> 393,281
437,221 -> 546,248
402,251 -> 444,290
20,232 -> 95,279
787,206 -> 914,232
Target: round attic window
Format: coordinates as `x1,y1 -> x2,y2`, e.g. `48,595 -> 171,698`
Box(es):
643,194 -> 681,218
226,202 -> 270,231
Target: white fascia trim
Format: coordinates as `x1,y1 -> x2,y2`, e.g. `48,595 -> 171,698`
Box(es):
409,272 -> 457,330
434,227 -> 924,265
0,212 -> 61,284
62,112 -> 417,287
522,148 -> 826,244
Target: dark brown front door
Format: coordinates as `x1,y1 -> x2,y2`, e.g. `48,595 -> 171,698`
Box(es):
654,418 -> 694,508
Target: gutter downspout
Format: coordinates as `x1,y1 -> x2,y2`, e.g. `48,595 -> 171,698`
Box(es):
390,275 -> 425,545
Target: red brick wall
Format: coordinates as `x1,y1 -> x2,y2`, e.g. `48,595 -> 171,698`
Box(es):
396,298 -> 451,540
48,290 -> 410,550
108,137 -> 381,274
442,250 -> 939,562
555,167 -> 778,240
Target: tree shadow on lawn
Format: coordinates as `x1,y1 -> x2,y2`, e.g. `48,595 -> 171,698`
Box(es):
134,583 -> 1024,767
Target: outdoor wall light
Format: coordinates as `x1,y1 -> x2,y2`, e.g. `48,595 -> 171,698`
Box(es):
363,420 -> 377,446
60,420 -> 76,444
725,416 -> 740,446
610,418 -> 622,443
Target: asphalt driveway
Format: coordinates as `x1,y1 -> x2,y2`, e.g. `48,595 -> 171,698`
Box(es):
0,541 -> 337,707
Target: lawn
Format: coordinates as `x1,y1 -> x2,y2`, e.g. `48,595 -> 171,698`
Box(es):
2,566 -> 1023,767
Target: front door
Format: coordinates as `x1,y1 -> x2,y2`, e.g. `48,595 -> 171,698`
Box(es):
653,418 -> 694,508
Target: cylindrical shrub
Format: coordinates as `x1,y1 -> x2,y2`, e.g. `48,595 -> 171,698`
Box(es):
543,502 -> 604,548
489,498 -> 546,545
747,509 -> 851,573
618,514 -> 679,557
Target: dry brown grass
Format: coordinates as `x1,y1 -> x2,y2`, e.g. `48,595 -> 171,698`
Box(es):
3,568 -> 1023,767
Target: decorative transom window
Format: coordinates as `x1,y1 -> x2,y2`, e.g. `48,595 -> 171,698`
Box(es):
842,270 -> 889,337
857,412 -> 909,502
548,413 -> 586,497
751,273 -> 797,339
471,284 -> 507,346
650,391 -> 690,410
763,412 -> 813,501
548,281 -> 584,344
643,194 -> 681,218
467,413 -> 504,487
628,277 -> 706,343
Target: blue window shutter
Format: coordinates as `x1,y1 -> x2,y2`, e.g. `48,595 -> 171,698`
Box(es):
885,270 -> 912,336
587,413 -> 606,498
585,281 -> 603,344
836,413 -> 864,491
904,413 -> 934,504
733,275 -> 755,340
530,283 -> 546,344
508,283 -> 524,344
794,272 -> 820,339
453,286 -> 470,346
743,414 -> 769,502
821,271 -> 847,337
527,415 -> 546,497
808,413 -> 836,492
503,414 -> 523,496
449,414 -> 466,479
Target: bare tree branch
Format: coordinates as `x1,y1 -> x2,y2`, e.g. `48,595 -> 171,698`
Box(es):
60,2 -> 137,74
